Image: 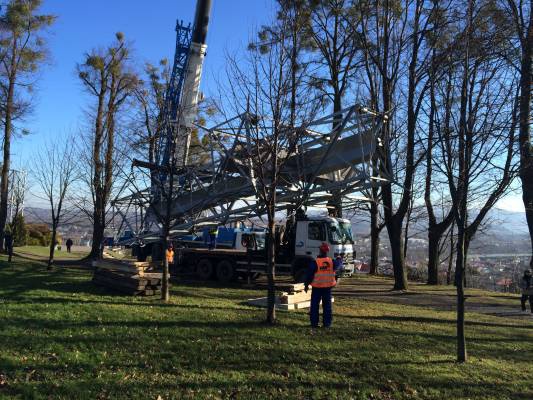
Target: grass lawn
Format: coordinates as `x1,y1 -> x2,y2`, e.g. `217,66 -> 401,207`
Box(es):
1,257 -> 532,399
13,246 -> 89,261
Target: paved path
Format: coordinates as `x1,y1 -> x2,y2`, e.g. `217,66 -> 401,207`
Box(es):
333,275 -> 533,322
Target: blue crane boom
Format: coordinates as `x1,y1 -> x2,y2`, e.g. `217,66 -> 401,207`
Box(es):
157,0 -> 213,170
157,21 -> 192,168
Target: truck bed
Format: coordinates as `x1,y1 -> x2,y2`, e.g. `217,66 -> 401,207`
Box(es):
177,247 -> 247,256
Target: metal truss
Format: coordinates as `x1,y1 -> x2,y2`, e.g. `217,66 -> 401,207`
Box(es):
157,20 -> 193,169
112,104 -> 391,243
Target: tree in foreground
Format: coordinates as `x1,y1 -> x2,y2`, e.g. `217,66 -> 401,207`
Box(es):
224,16 -> 319,324
0,0 -> 55,251
77,33 -> 138,260
358,0 -> 433,290
31,136 -> 79,269
437,0 -> 519,361
502,0 -> 533,265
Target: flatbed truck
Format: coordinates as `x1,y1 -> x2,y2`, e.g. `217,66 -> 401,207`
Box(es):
172,215 -> 356,283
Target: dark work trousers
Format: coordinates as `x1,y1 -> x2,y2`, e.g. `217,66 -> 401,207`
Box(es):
310,287 -> 333,327
521,294 -> 533,312
208,234 -> 216,250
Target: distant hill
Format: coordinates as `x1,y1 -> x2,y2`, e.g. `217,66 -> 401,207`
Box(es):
350,208 -> 529,238
24,207 -> 92,229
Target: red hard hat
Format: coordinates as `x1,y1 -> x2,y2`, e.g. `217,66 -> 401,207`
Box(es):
319,242 -> 330,253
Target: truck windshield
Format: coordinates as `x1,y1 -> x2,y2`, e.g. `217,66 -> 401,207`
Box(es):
328,221 -> 354,245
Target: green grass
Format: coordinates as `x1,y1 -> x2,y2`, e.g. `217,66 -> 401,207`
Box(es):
13,246 -> 89,261
1,257 -> 532,399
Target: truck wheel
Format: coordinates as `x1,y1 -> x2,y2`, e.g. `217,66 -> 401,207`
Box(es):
293,268 -> 307,283
196,258 -> 214,280
216,260 -> 235,283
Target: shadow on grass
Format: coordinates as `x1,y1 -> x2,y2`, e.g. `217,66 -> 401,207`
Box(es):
339,314 -> 533,331
1,350 -> 531,400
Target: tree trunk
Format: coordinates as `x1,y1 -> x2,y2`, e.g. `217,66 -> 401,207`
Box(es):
88,75 -> 107,260
266,210 -> 276,324
48,225 -> 57,270
427,221 -> 454,285
0,55 -> 17,252
90,208 -> 105,259
370,200 -> 380,275
447,221 -> 455,285
386,217 -> 408,290
518,9 -> 533,266
330,93 -> 343,218
162,235 -> 170,302
427,230 -> 440,285
455,225 -> 467,363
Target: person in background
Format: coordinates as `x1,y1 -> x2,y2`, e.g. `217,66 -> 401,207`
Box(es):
166,243 -> 175,267
304,242 -> 343,328
520,269 -> 532,313
4,230 -> 13,262
208,226 -> 218,250
66,238 -> 73,253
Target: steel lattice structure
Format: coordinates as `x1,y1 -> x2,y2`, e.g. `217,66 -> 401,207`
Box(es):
110,0 -> 390,244
157,20 -> 192,169
112,104 -> 390,243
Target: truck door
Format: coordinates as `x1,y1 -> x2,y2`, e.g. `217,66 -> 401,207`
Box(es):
296,221 -> 327,258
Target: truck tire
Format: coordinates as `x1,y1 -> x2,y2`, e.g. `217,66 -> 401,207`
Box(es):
216,259 -> 235,283
196,258 -> 214,280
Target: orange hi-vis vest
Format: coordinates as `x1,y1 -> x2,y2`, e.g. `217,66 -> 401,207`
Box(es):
166,249 -> 174,264
311,257 -> 336,288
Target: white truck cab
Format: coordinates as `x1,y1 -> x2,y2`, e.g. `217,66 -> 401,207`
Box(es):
293,216 -> 355,275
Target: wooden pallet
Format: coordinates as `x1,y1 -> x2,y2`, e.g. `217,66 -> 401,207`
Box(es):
249,283 -> 318,310
279,290 -> 311,304
92,263 -> 163,296
92,259 -> 160,277
254,283 -> 305,294
247,296 -> 334,311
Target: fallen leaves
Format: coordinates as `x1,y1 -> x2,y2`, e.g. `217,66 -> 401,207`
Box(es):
0,373 -> 7,388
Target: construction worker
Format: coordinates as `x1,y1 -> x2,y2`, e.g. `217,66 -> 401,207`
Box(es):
166,243 -> 175,266
304,242 -> 342,328
520,269 -> 532,313
208,226 -> 218,250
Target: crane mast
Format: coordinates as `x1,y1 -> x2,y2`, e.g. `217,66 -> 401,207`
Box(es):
158,0 -> 212,170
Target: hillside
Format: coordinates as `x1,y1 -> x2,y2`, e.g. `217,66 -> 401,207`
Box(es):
1,257 -> 532,399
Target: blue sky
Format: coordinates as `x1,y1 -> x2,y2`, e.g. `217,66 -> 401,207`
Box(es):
13,0 -> 271,170
14,0 -> 525,214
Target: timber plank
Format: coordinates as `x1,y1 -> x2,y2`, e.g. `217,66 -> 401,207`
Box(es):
279,291 -> 311,304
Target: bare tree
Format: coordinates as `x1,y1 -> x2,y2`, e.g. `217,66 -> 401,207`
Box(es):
31,136 -> 79,269
502,0 -> 533,264
306,0 -> 361,217
0,0 -> 55,250
358,0 -> 434,290
77,33 -> 139,259
437,0 -> 519,361
223,17 -> 321,324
